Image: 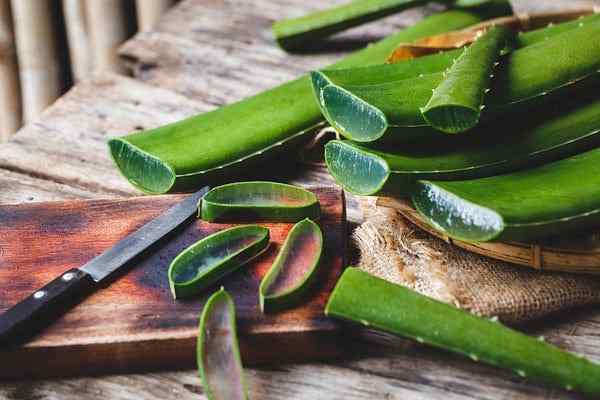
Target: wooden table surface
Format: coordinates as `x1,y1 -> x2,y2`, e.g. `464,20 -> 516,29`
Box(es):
1,0 -> 600,398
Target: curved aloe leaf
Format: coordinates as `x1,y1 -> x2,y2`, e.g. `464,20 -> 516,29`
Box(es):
168,225 -> 269,299
272,0 -> 431,51
412,147 -> 600,242
312,13 -> 600,103
315,18 -> 600,141
200,181 -> 320,222
109,9 -> 509,194
198,288 -> 247,400
421,27 -> 512,133
324,94 -> 600,196
259,218 -> 323,313
326,268 -> 600,396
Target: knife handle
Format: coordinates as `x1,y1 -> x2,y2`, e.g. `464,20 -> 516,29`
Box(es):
0,268 -> 95,345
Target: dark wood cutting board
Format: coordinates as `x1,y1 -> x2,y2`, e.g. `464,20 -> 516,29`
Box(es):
0,187 -> 346,378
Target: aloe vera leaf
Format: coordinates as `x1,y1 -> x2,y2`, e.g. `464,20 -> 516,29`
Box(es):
109,9 -> 508,194
312,13 -> 600,100
421,27 -> 512,133
168,225 -> 269,299
200,181 -> 320,222
315,18 -> 600,141
259,218 -> 323,313
412,147 -> 600,242
272,0 -> 432,51
324,93 -> 600,196
198,288 -> 247,400
326,268 -> 600,396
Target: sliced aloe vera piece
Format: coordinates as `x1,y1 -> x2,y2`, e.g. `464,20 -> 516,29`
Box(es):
315,18 -> 600,141
324,94 -> 600,196
413,147 -> 600,242
326,268 -> 600,396
421,27 -> 512,133
259,218 -> 323,312
200,181 -> 320,222
109,8 -> 510,194
168,225 -> 269,299
198,288 -> 247,400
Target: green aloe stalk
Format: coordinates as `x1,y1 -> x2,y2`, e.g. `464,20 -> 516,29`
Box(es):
168,225 -> 269,299
200,181 -> 320,222
412,147 -> 600,242
259,218 -> 323,312
421,26 -> 512,133
326,268 -> 600,396
314,17 -> 600,141
198,288 -> 247,400
324,93 -> 600,196
109,7 -> 511,194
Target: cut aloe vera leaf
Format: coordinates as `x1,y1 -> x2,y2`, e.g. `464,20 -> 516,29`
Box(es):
259,218 -> 323,313
315,18 -> 600,141
324,93 -> 600,196
326,268 -> 600,396
109,8 -> 509,194
312,13 -> 600,101
421,27 -> 512,133
198,288 -> 247,400
413,147 -> 600,242
200,181 -> 320,222
168,225 -> 269,299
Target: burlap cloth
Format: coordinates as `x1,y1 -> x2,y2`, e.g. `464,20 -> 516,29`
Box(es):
355,205 -> 600,324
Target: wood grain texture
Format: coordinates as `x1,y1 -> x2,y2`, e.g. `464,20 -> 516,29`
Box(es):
0,0 -> 599,398
0,187 -> 346,378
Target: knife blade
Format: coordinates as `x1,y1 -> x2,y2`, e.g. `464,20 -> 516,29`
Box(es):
0,186 -> 209,345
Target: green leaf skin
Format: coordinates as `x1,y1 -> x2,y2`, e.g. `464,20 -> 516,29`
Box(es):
421,27 -> 512,133
412,147 -> 600,242
311,13 -> 600,104
315,17 -> 600,141
326,268 -> 600,396
168,225 -> 269,299
200,181 -> 320,222
272,0 -> 431,51
109,8 -> 510,194
259,218 -> 323,313
324,94 -> 600,196
198,288 -> 247,400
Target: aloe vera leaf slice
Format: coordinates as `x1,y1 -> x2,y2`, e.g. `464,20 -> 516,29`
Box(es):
198,288 -> 247,400
326,268 -> 600,396
259,218 -> 323,313
412,147 -> 600,242
421,27 -> 512,133
200,181 -> 320,222
315,18 -> 600,141
312,13 -> 600,99
109,9 -> 507,194
324,93 -> 600,196
272,0 -> 432,51
168,225 -> 269,299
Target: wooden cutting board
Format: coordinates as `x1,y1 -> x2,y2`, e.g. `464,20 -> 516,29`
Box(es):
0,187 -> 346,378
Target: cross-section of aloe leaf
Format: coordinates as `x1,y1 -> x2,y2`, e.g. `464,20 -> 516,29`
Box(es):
413,147 -> 600,242
259,218 -> 323,313
169,225 -> 269,299
110,8 -> 510,194
421,27 -> 512,133
326,268 -> 600,396
324,94 -> 600,196
315,18 -> 600,141
200,181 -> 320,222
198,288 -> 247,400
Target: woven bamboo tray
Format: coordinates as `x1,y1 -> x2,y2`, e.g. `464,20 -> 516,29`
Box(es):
377,197 -> 600,275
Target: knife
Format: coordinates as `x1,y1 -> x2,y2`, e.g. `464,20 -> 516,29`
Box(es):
0,186 -> 209,345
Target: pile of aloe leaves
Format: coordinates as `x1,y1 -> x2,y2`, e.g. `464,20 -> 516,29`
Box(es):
107,0 -> 600,397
